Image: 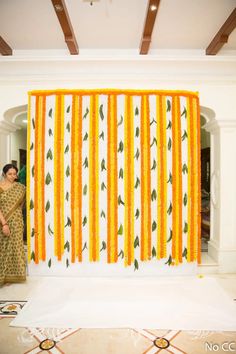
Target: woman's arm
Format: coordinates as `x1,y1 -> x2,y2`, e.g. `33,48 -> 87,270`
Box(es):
0,208 -> 10,236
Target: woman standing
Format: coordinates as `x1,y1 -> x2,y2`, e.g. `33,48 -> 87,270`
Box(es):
0,164 -> 26,285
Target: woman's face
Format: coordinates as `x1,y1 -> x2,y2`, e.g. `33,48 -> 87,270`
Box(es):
4,168 -> 18,183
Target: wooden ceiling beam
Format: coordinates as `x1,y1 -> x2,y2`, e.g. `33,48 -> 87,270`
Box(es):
139,0 -> 161,55
51,0 -> 79,55
206,8 -> 236,55
0,36 -> 12,56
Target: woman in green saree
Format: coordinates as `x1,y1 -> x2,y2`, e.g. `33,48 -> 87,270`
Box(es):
0,164 -> 26,285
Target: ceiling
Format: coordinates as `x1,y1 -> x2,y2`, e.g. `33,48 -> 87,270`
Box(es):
0,0 -> 236,56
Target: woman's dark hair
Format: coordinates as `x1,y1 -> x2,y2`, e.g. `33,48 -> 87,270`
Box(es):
2,164 -> 18,175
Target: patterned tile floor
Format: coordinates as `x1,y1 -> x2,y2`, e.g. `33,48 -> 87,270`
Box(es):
0,275 -> 236,354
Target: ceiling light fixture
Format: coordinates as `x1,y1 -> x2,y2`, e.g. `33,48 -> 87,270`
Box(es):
150,4 -> 157,11
22,119 -> 28,124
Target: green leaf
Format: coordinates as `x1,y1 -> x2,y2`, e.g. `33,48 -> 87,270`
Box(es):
31,251 -> 35,261
100,210 -> 106,218
135,107 -> 139,116
65,217 -> 71,227
48,258 -> 52,268
30,142 -> 34,150
152,220 -> 157,232
134,259 -> 139,271
83,132 -> 88,141
83,107 -> 89,119
100,241 -> 106,251
32,118 -> 35,129
45,172 -> 52,185
181,107 -> 187,117
134,236 -> 139,248
46,149 -> 53,160
31,228 -> 35,237
165,255 -> 172,266
66,258 -> 69,268
150,137 -> 157,147
167,229 -> 172,242
119,168 -> 123,179
82,216 -> 87,226
167,99 -> 171,112
83,184 -> 87,195
101,182 -> 106,191
45,200 -> 50,212
64,241 -> 70,252
66,105 -> 71,113
183,193 -> 188,206
183,222 -> 188,233
151,159 -> 156,170
83,157 -> 88,168
101,159 -> 106,171
66,122 -> 70,132
30,199 -> 34,210
182,247 -> 187,259
135,208 -> 140,219
181,130 -> 188,141
152,246 -> 156,258
64,145 -> 69,153
166,120 -> 172,129
117,115 -> 123,126
99,104 -> 104,120
134,177 -> 140,189
118,141 -> 124,153
118,195 -> 125,206
118,224 -> 123,235
167,202 -> 172,215
134,148 -> 140,160
150,118 -> 157,125
118,250 -> 124,259
82,242 -> 87,251
99,131 -> 104,140
48,224 -> 54,236
167,172 -> 172,184
48,108 -> 53,118
151,189 -> 157,201
168,138 -> 172,151
66,166 -> 70,177
135,126 -> 139,137
182,163 -> 188,174
31,166 -> 35,177
66,192 -> 69,201
48,128 -> 53,136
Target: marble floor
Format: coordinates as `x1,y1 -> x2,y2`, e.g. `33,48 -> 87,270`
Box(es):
0,273 -> 236,354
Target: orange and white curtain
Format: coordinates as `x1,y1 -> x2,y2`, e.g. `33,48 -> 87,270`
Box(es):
27,89 -> 201,271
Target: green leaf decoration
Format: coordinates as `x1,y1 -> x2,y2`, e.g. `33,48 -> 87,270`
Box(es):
119,168 -> 123,179
83,107 -> 89,119
167,99 -> 171,112
82,216 -> 87,226
66,105 -> 71,113
167,172 -> 172,184
151,159 -> 156,170
48,108 -> 53,118
66,258 -> 69,268
135,107 -> 139,116
66,166 -> 70,177
117,115 -> 123,126
83,157 -> 88,168
183,193 -> 188,206
64,240 -> 70,252
118,195 -> 125,206
66,192 -> 69,201
167,202 -> 172,215
46,149 -> 53,160
134,148 -> 140,160
150,137 -> 157,147
82,242 -> 87,251
181,130 -> 188,141
152,246 -> 156,258
134,177 -> 140,189
168,138 -> 172,151
30,199 -> 34,210
182,163 -> 188,174
135,126 -> 140,137
150,118 -> 157,125
151,189 -> 157,201
65,217 -> 72,227
99,131 -> 104,140
66,122 -> 70,132
99,104 -> 104,120
183,222 -> 188,233
31,228 -> 35,237
101,159 -> 106,171
134,259 -> 139,271
48,258 -> 52,268
83,184 -> 87,195
32,118 -> 35,129
182,247 -> 187,259
45,172 -> 52,185
152,220 -> 157,232
48,224 -> 54,236
181,107 -> 187,117
100,241 -> 106,251
118,224 -> 123,235
167,229 -> 172,242
31,166 -> 35,177
166,120 -> 172,129
118,250 -> 124,259
118,141 -> 124,153
48,128 -> 53,136
165,255 -> 172,266
134,236 -> 139,248
45,200 -> 50,212
100,210 -> 106,218
135,208 -> 140,219
101,182 -> 106,191
31,251 -> 35,261
83,132 -> 88,141
64,145 -> 69,153
30,142 -> 34,150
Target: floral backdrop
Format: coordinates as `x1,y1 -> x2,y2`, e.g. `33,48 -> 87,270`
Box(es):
27,89 -> 201,272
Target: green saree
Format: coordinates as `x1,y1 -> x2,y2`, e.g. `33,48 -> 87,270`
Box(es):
0,182 -> 26,285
